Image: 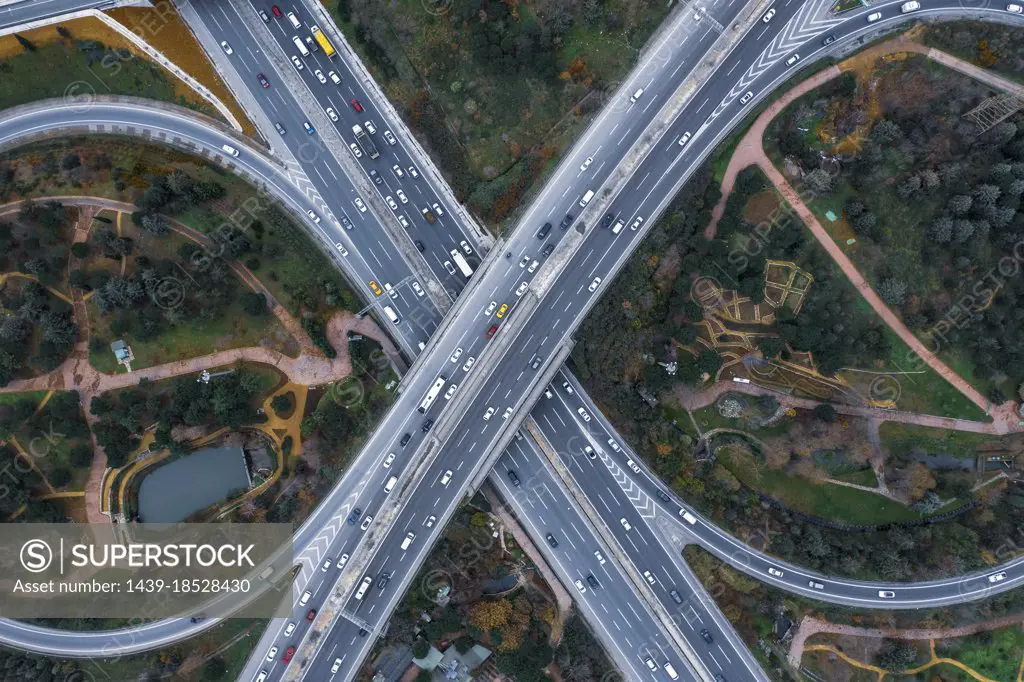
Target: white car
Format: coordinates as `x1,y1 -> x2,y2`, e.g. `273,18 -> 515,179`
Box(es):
459,240 -> 473,256
620,517 -> 632,531
527,260 -> 539,273
485,301 -> 498,316
989,572 -> 1008,583
284,622 -> 296,636
577,407 -> 591,422
383,282 -> 397,299
626,458 -> 641,473
411,281 -> 424,297
900,0 -> 920,11
580,157 -> 593,171
329,70 -> 342,84
392,165 -> 405,178
314,69 -> 326,84
365,120 -> 377,134
483,406 -> 495,421
450,347 -> 463,363
396,189 -> 408,204
386,196 -> 398,211
382,452 -> 395,468
878,590 -> 895,599
594,550 -> 606,565
583,445 -> 595,459
808,580 -> 824,590
432,202 -> 445,216
384,130 -> 397,145
785,54 -> 800,66
607,439 -> 621,452
588,276 -> 601,292
306,210 -> 320,224
399,215 -> 410,228
502,407 -> 513,420
519,256 -> 530,268
349,143 -> 362,158
562,381 -> 574,395
322,559 -> 331,572
354,198 -> 367,212
630,216 -> 644,231
337,554 -> 349,568
440,470 -> 453,486
291,55 -> 304,71
515,281 -> 529,296
360,515 -> 373,530
866,11 -> 882,21
408,165 -> 419,178
462,356 -> 475,372
574,579 -> 587,594
740,91 -> 754,104
444,384 -> 457,400
1008,3 -> 1024,11
678,132 -> 691,146
642,569 -> 655,584
767,567 -> 784,578
325,107 -> 338,122
266,647 -> 278,662
425,515 -> 436,528
331,658 -> 342,674
761,7 -> 776,22
644,657 -> 657,671
220,41 -> 233,55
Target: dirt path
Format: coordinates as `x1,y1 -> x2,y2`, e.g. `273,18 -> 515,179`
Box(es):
703,37 -> 1024,434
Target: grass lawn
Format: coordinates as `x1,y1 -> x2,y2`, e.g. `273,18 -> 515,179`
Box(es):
937,626 -> 1024,682
718,441 -> 921,524
0,390 -> 47,407
879,422 -> 1002,461
832,467 -> 877,486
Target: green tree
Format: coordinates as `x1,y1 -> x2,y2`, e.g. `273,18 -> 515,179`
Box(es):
412,638 -> 430,659
271,394 -> 291,415
813,403 -> 837,423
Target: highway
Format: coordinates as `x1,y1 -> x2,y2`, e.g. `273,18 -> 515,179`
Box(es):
0,0 -> 119,31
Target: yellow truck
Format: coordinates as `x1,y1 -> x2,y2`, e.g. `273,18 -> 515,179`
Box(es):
310,26 -> 336,58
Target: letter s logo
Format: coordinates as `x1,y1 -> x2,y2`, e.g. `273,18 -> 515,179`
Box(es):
20,539 -> 53,573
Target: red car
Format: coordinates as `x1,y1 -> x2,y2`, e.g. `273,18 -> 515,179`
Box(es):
306,608 -> 316,622
257,73 -> 270,89
486,324 -> 499,339
270,5 -> 282,17
281,646 -> 295,664
351,99 -> 364,113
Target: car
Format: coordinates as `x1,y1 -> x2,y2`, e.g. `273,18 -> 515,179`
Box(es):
527,260 -> 539,273
459,240 -> 473,256
630,87 -> 644,103
305,609 -> 316,621
306,209 -> 320,224
354,198 -> 367,212
400,433 -> 411,446
866,11 -> 882,21
531,355 -> 543,370
588,277 -> 601,292
656,489 -> 671,503
450,347 -> 464,363
669,589 -> 684,604
586,574 -> 599,589
620,517 -> 632,531
360,514 -> 373,530
989,572 -> 1007,583
425,515 -> 437,528
630,216 -> 644,231
271,4 -> 282,17
349,142 -> 363,158
785,53 -> 800,66
408,165 -> 420,178
282,646 -> 295,663
432,202 -> 445,216
325,107 -> 338,122
767,567 -> 784,578
485,301 -> 498,316
901,0 -> 920,11
369,169 -> 382,185
364,120 -> 377,134
384,130 -> 397,145
329,70 -> 342,84
340,215 -> 353,230
313,69 -> 326,84
544,387 -> 553,399
220,41 -> 233,55
594,550 -> 606,564
577,407 -> 591,422
583,445 -> 595,459
440,470 -> 453,486
483,407 -> 495,421
1007,3 -> 1024,11
740,91 -> 754,104
258,9 -> 270,21
642,569 -> 655,584
519,256 -> 530,268
304,33 -> 317,50
399,215 -> 409,228
302,121 -> 315,135
496,303 -> 509,319
822,33 -> 837,45
358,628 -> 369,637
537,222 -> 552,239
644,657 -> 657,671
515,281 -> 529,296
266,646 -> 278,662
808,580 -> 825,590
414,240 -> 425,252
562,381 -> 575,395
351,99 -> 364,113
347,508 -> 361,525
560,214 -> 574,229
678,131 -> 692,146
257,73 -> 270,88
322,559 -> 331,572
508,470 -> 520,487
383,452 -> 395,468
761,7 -> 776,22
714,676 -> 727,682
274,122 -> 288,138
291,55 -> 304,71
601,213 -> 615,229
626,458 -> 641,473
700,629 -> 713,644
574,579 -> 587,594
693,7 -> 704,19
502,406 -> 512,420
486,323 -> 499,339
396,189 -> 408,204
386,196 -> 398,211
284,621 -> 296,636
542,243 -> 555,257
391,165 -> 405,179
607,438 -> 621,452
331,658 -> 342,674
369,280 -> 382,296
421,418 -> 434,433
546,533 -> 558,548
411,281 -> 424,297
580,157 -> 593,171
462,356 -> 476,372
377,572 -> 391,591
878,590 -> 895,599
444,384 -> 457,400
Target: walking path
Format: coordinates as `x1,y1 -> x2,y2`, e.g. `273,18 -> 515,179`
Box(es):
704,36 -> 1024,434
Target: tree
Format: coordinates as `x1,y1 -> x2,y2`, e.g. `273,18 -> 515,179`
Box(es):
948,194 -> 973,216
870,119 -> 902,144
928,215 -> 953,244
411,639 -> 430,659
271,394 -> 291,415
200,656 -> 228,682
140,213 -> 168,236
804,168 -> 835,194
813,403 -> 837,423
876,640 -> 918,671
242,292 -> 267,316
70,444 -> 93,468
71,242 -> 90,258
878,278 -> 907,306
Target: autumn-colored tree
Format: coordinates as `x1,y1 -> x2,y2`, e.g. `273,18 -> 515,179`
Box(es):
978,40 -> 998,68
890,462 -> 936,503
469,599 -> 513,631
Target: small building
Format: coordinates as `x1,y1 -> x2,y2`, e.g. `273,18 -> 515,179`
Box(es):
432,644 -> 492,682
110,339 -> 134,372
412,644 -> 444,672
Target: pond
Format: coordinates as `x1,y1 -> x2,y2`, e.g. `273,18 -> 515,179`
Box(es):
136,445 -> 251,523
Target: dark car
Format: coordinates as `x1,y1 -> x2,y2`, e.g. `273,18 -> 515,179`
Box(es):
271,5 -> 282,17
340,215 -> 352,230
822,34 -> 836,45
414,240 -> 425,252
377,572 -> 391,591
486,323 -> 499,339
306,608 -> 316,622
400,432 -> 411,447
351,99 -> 364,113
542,243 -> 555,257
586,574 -> 599,589
347,508 -> 361,525
189,617 -> 203,624
700,629 -> 714,644
669,589 -> 684,605
546,533 -> 558,548
257,73 -> 270,89
421,418 -> 434,433
369,169 -> 382,185
537,222 -> 552,239
601,213 -> 615,228
714,676 -> 727,682
358,628 -> 368,637
274,122 -> 286,136
560,214 -> 574,229
508,470 -> 521,487
656,489 -> 671,503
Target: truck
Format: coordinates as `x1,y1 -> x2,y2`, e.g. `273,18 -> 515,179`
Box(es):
352,124 -> 379,159
310,25 -> 336,57
449,249 -> 474,278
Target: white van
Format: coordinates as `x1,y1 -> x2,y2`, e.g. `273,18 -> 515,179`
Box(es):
292,36 -> 309,57
354,576 -> 373,600
299,590 -> 311,605
384,475 -> 398,493
220,144 -> 239,157
286,11 -> 301,29
579,189 -> 595,207
401,532 -> 416,550
383,306 -> 400,324
630,88 -> 644,103
664,663 -> 679,680
611,219 -> 624,234
679,508 -> 698,525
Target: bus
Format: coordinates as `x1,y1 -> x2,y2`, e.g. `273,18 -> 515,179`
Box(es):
449,249 -> 474,279
418,375 -> 447,413
310,25 -> 336,58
